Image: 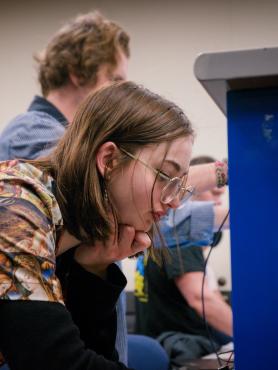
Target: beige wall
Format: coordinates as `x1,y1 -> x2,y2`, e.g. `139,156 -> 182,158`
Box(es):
1,0 -> 278,290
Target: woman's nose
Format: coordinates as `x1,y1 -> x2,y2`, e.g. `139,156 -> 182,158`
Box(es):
167,196 -> 181,209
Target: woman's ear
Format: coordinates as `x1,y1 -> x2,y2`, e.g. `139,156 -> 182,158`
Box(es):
96,142 -> 118,178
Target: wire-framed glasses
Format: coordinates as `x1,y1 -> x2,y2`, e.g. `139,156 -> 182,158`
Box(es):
119,147 -> 194,204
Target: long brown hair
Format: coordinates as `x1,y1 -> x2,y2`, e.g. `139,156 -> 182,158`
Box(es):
34,81 -> 194,244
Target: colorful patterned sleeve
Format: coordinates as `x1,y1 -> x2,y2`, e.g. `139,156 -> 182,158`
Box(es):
0,161 -> 64,303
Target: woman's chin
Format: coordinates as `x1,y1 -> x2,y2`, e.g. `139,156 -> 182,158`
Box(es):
140,221 -> 153,233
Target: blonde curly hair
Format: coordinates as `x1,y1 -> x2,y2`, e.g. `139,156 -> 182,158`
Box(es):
35,11 -> 130,96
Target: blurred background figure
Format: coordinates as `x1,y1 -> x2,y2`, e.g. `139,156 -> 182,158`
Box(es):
135,155 -> 232,368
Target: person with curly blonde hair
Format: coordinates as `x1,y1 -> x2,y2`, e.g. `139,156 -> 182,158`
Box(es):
0,11 -> 129,161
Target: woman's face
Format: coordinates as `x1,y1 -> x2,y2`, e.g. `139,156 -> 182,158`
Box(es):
108,136 -> 193,232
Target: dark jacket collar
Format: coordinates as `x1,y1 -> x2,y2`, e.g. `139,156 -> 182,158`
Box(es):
28,95 -> 68,127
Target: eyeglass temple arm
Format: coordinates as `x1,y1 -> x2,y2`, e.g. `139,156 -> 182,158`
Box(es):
119,147 -> 170,180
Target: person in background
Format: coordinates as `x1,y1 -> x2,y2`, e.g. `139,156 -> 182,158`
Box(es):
190,156 -> 228,296
0,81 -> 195,369
0,11 -> 129,161
135,155 -> 232,368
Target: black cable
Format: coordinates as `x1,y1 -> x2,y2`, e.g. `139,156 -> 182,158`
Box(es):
220,349 -> 234,358
201,245 -> 222,367
201,210 -> 230,368
218,349 -> 234,364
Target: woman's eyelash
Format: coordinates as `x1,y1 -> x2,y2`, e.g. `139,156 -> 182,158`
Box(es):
157,170 -> 170,179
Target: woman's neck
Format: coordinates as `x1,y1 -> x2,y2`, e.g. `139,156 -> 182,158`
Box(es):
56,228 -> 81,256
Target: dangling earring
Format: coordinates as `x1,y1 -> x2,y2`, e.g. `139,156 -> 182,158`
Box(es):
105,163 -> 111,181
104,162 -> 111,207
104,187 -> 109,204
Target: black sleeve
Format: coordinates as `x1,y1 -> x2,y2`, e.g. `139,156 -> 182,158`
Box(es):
0,300 -> 131,370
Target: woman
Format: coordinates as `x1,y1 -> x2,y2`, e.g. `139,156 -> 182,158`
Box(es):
0,81 -> 194,370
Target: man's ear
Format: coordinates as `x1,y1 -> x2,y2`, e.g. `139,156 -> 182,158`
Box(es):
69,73 -> 80,88
96,142 -> 118,178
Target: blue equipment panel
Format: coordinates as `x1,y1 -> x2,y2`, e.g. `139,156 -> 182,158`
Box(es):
227,87 -> 278,369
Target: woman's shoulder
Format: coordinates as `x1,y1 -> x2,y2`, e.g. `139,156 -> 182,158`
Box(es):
0,159 -> 47,180
0,160 -> 62,227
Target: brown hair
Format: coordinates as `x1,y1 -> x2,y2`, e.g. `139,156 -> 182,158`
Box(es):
35,81 -> 194,244
35,11 -> 130,96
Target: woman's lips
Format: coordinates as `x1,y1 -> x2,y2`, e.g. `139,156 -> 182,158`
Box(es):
152,211 -> 166,222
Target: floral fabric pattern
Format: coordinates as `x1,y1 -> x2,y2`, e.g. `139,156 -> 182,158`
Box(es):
0,160 -> 64,303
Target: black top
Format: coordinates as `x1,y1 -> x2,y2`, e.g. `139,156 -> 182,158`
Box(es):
0,256 -> 133,370
136,246 -> 213,338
